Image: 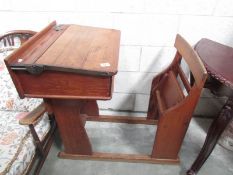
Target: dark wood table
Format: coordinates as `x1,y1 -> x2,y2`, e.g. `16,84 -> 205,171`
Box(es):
187,39 -> 233,175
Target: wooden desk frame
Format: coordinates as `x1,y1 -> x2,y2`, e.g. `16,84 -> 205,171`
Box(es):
4,21 -> 207,165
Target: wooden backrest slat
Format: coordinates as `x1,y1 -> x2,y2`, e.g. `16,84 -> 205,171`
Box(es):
169,70 -> 185,99
156,90 -> 165,115
177,65 -> 191,93
4,21 -> 57,64
158,71 -> 185,110
174,34 -> 207,88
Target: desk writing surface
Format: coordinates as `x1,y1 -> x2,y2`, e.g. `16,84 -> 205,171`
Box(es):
6,22 -> 120,76
36,25 -> 120,75
5,21 -> 121,99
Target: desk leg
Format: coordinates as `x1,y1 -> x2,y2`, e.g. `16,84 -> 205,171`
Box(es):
187,98 -> 233,175
50,99 -> 92,155
81,100 -> 99,116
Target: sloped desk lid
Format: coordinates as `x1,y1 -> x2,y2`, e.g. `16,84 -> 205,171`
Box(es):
5,21 -> 121,77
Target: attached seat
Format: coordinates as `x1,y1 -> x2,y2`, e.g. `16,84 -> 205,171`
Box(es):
147,34 -> 208,159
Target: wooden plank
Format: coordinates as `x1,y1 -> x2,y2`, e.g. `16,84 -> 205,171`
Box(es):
85,115 -> 157,125
36,25 -> 121,75
155,90 -> 165,115
177,65 -> 191,93
174,34 -> 207,88
5,21 -> 68,65
59,152 -> 180,164
15,71 -> 112,99
50,99 -> 92,155
159,71 -> 185,109
19,103 -> 46,125
170,71 -> 185,99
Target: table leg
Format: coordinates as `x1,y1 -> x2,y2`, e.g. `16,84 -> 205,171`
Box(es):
187,98 -> 233,175
50,99 -> 92,155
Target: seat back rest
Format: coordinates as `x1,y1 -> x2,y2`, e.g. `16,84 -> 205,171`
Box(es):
0,30 -> 42,112
174,34 -> 207,88
151,35 -> 208,159
151,34 -> 208,116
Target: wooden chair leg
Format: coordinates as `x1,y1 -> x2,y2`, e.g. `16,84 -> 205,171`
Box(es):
34,118 -> 57,175
25,114 -> 57,175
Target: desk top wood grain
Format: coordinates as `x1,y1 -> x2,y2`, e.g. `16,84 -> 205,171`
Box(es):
6,21 -> 121,77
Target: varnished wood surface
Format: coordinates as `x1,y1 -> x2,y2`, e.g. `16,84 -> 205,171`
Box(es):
5,21 -> 68,65
85,115 -> 158,125
147,34 -> 207,159
36,25 -> 120,75
19,103 -> 46,125
50,99 -> 92,154
195,38 -> 233,89
5,21 -> 120,99
16,71 -> 113,99
159,70 -> 185,109
59,152 -> 180,164
5,21 -> 120,76
175,34 -> 207,88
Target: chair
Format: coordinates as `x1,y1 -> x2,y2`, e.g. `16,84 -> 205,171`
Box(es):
0,31 -> 56,175
147,34 -> 208,160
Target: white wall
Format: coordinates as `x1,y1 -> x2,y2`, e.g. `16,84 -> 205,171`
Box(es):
1,0 -> 233,115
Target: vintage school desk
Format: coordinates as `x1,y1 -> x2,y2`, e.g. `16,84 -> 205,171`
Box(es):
4,21 -> 205,165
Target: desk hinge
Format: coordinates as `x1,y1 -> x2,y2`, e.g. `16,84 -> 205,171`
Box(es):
11,65 -> 44,75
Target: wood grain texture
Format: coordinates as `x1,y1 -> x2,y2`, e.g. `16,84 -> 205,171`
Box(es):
152,87 -> 202,159
5,21 -> 68,65
36,25 -> 121,75
146,34 -> 207,160
16,71 -> 113,99
195,38 -> 233,89
147,52 -> 181,120
80,100 -> 99,116
59,152 -> 180,164
19,103 -> 46,125
175,34 -> 207,88
159,70 -> 185,109
85,115 -> 157,125
177,65 -> 191,93
50,99 -> 92,155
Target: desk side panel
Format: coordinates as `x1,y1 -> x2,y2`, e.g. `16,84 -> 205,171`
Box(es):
14,71 -> 113,99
